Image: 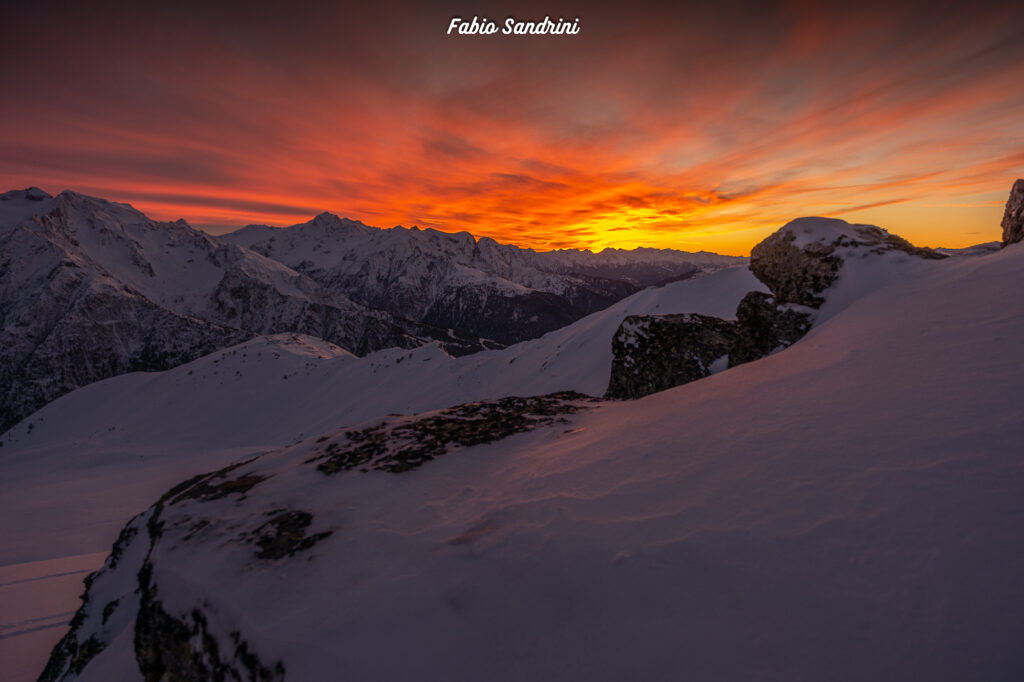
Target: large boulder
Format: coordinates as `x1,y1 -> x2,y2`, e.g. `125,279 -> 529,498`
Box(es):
750,217 -> 945,306
1001,179 -> 1024,247
605,313 -> 737,400
729,292 -> 814,366
604,294 -> 814,399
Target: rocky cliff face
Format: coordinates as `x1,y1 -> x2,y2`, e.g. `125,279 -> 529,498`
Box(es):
605,217 -> 946,399
1001,179 -> 1024,247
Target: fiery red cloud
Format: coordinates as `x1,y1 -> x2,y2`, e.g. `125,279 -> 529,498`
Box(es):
2,0 -> 1022,255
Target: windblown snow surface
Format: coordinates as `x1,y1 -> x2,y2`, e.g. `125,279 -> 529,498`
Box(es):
6,234 -> 1024,680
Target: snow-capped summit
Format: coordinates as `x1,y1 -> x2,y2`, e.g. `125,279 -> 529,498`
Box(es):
0,187 -> 54,229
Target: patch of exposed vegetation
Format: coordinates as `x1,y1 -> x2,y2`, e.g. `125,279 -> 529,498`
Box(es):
134,499 -> 286,682
183,518 -> 211,541
308,392 -> 593,474
69,636 -> 105,675
107,524 -> 138,569
249,510 -> 333,560
135,592 -> 284,682
166,458 -> 267,505
101,599 -> 119,625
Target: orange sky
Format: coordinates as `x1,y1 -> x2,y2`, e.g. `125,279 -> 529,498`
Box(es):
2,0 -> 1023,255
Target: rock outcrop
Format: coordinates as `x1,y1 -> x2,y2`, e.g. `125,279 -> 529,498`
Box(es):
604,293 -> 815,399
605,314 -> 738,400
1001,179 -> 1024,247
606,217 -> 946,400
729,292 -> 814,366
750,217 -> 945,306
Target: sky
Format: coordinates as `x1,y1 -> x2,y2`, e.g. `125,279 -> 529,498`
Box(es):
2,0 -> 1023,255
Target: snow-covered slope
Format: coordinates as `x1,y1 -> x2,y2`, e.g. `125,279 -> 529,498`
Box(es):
0,265 -> 762,493
40,240 -> 1024,681
223,214 -> 744,345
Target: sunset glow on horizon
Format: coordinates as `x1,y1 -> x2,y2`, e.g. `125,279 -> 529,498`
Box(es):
2,0 -> 1023,255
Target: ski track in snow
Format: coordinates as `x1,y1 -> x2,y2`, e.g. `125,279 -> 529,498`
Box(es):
0,553 -> 108,682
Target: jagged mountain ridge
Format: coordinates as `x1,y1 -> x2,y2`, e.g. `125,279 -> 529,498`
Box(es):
0,188 -> 741,432
0,190 -> 466,432
223,215 -> 744,344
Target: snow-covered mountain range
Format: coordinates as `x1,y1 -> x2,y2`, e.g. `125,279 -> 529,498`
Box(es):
17,212 -> 1023,682
223,215 -> 741,345
0,188 -> 741,432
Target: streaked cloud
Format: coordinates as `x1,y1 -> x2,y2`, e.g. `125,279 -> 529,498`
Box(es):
1,0 -> 1022,254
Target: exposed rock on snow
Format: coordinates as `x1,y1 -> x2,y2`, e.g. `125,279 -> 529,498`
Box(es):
729,291 -> 814,366
38,484 -> 289,682
310,393 -> 593,474
0,267 -> 760,463
605,314 -> 737,400
1001,178 -> 1024,247
606,217 -> 943,399
750,217 -> 945,306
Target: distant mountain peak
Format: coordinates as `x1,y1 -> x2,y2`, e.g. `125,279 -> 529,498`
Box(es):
306,211 -> 370,232
0,186 -> 51,201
